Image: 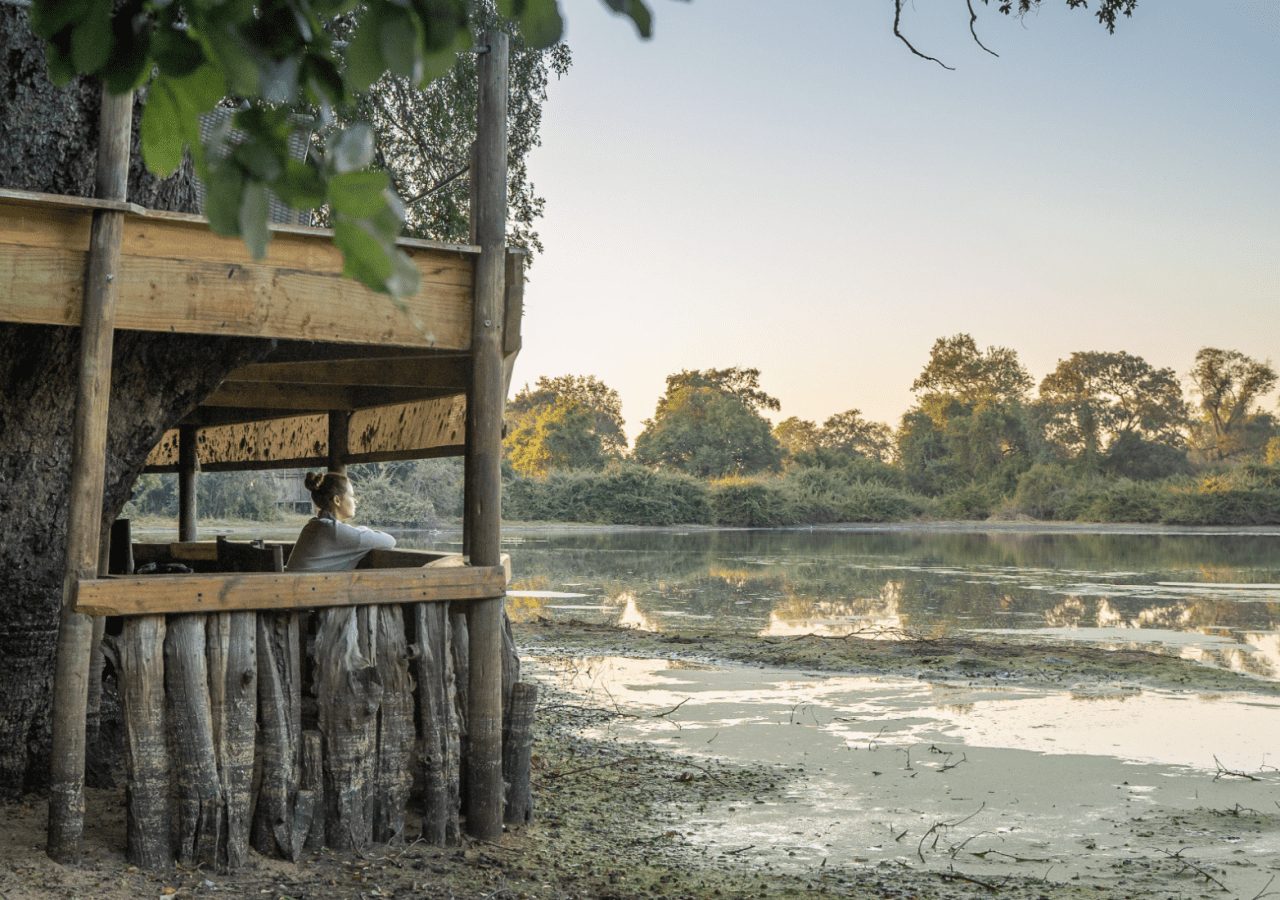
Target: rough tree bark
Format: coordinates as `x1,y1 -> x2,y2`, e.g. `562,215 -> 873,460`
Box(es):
0,7 -> 271,797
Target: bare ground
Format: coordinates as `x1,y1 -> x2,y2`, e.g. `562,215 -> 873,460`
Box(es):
2,622 -> 1276,899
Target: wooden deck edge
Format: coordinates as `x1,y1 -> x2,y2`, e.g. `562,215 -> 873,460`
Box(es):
74,564 -> 507,616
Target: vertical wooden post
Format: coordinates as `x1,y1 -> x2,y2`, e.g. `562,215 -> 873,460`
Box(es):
178,425 -> 198,542
327,411 -> 349,474
464,30 -> 509,842
48,85 -> 133,862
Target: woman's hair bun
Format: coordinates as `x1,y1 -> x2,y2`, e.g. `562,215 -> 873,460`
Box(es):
304,472 -> 324,491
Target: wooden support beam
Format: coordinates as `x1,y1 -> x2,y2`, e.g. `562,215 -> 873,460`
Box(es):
48,86 -> 132,863
200,382 -> 454,412
73,565 -> 507,617
227,356 -> 471,389
465,30 -> 509,842
503,250 -> 525,356
328,410 -> 349,473
145,394 -> 467,472
178,425 -> 198,542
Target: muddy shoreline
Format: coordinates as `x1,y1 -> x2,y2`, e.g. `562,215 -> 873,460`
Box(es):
4,622 -> 1276,898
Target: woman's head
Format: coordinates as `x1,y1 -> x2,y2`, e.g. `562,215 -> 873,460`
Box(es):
304,471 -> 356,520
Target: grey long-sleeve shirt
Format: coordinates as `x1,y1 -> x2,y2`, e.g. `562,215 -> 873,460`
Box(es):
285,515 -> 396,572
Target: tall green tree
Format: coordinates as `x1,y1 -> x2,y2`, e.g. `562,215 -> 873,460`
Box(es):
898,334 -> 1035,493
912,333 -> 1034,412
1038,350 -> 1188,464
819,409 -> 893,462
504,375 -> 626,475
635,370 -> 782,478
773,417 -> 822,459
1188,347 -> 1278,461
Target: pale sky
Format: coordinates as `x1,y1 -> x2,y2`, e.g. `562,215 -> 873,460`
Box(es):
514,0 -> 1280,441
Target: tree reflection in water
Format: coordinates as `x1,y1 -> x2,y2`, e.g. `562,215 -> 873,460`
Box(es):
485,528 -> 1280,678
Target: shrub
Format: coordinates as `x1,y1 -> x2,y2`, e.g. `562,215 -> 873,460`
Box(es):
505,465 -> 710,525
709,478 -> 788,526
937,483 -> 997,520
1012,463 -> 1080,520
1078,479 -> 1166,522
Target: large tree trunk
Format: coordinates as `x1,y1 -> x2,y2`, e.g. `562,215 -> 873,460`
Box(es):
0,7 -> 271,797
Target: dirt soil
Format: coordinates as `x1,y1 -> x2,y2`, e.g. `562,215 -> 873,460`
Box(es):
2,622 -> 1275,899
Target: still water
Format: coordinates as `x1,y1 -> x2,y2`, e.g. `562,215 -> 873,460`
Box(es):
404,526 -> 1280,681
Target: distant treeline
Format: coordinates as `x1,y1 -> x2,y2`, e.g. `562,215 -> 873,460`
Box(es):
126,337 -> 1280,527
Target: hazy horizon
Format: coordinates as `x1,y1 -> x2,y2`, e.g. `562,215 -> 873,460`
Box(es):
513,0 -> 1279,441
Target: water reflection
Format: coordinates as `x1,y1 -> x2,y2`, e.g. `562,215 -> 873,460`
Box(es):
411,527 -> 1280,680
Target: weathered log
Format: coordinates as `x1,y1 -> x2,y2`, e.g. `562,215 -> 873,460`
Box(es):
164,614 -> 221,867
315,606 -> 379,850
206,611 -> 256,872
372,606 -> 413,844
113,616 -> 171,869
300,730 -> 325,852
449,605 -> 469,815
252,611 -> 301,857
412,603 -> 450,845
502,682 -> 537,826
501,607 -> 519,736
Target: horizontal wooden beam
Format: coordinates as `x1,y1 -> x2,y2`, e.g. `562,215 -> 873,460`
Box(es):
226,356 -> 471,389
146,394 -> 469,471
74,564 -> 506,616
200,381 -> 451,412
0,190 -> 477,349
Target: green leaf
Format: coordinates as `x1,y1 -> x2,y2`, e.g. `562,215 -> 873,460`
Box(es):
232,139 -> 284,181
238,181 -> 271,259
379,5 -> 422,81
45,43 -> 77,87
603,0 -> 652,39
421,28 -> 470,84
70,3 -> 112,74
140,80 -> 185,175
303,55 -> 346,110
201,26 -> 260,97
334,218 -> 394,288
259,55 -> 301,105
328,171 -> 392,218
345,5 -> 387,93
328,125 -> 375,174
204,165 -> 245,236
30,0 -> 92,40
501,0 -> 564,48
274,159 -> 326,209
171,64 -> 228,119
153,27 -> 205,77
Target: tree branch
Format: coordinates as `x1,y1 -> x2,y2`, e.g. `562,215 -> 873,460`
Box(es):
894,0 -> 956,70
968,0 -> 1000,56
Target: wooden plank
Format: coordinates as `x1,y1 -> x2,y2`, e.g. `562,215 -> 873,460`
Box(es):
349,395 -> 468,458
226,356 -> 471,389
144,394 -> 470,472
0,194 -> 474,275
503,249 -> 525,356
47,86 -> 132,864
200,382 -> 451,412
0,245 -> 474,349
74,566 -> 508,617
0,202 -> 477,349
0,187 -> 142,214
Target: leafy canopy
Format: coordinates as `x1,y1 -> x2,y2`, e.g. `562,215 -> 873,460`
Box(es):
1038,350 -> 1188,460
28,0 -> 648,295
1188,347 -> 1278,461
636,369 -> 783,478
504,374 -> 627,475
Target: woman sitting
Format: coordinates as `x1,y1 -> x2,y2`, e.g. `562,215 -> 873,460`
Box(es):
286,471 -> 395,571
